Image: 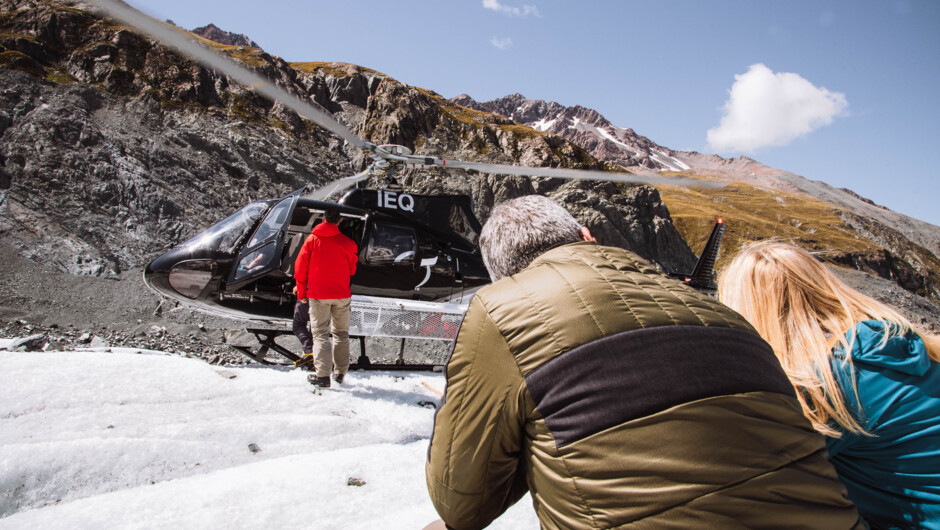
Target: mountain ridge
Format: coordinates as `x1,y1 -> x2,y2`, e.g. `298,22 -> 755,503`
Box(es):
0,0 -> 697,281
451,93 -> 940,227
452,93 -> 939,249
0,1 -> 937,311
190,23 -> 259,49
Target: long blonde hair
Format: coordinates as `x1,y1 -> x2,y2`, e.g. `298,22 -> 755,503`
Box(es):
717,241 -> 940,436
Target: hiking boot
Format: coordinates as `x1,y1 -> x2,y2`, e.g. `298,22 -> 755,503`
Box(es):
294,353 -> 314,369
307,374 -> 331,388
333,372 -> 345,384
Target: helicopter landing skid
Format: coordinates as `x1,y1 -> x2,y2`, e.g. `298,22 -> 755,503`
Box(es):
229,328 -> 441,372
223,328 -> 302,366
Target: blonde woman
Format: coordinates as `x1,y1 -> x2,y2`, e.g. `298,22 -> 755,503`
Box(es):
718,241 -> 940,529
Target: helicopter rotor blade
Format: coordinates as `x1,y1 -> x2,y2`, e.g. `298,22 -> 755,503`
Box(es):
404,157 -> 723,188
89,0 -> 367,150
88,0 -> 721,192
306,169 -> 372,201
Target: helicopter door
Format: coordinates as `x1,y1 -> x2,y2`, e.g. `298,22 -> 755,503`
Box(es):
228,190 -> 301,287
364,223 -> 417,267
351,221 -> 426,297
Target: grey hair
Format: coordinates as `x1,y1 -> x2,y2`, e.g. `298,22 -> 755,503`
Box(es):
479,195 -> 582,280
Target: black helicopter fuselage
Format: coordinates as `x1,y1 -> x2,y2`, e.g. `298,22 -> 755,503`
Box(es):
143,188 -> 491,323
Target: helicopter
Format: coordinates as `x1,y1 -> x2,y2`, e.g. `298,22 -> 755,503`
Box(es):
143,156 -> 495,368
142,152 -> 727,369
97,0 -> 723,368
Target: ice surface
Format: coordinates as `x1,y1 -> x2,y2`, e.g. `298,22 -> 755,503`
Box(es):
0,349 -> 538,528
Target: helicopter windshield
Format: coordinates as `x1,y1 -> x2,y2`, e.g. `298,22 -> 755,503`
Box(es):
246,197 -> 292,249
178,201 -> 270,254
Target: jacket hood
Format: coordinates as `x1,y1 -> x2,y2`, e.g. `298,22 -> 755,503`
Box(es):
312,222 -> 341,237
843,320 -> 929,376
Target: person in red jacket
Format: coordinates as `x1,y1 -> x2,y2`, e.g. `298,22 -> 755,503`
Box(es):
293,208 -> 358,387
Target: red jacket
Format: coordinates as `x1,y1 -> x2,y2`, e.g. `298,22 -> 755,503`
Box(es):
294,222 -> 358,300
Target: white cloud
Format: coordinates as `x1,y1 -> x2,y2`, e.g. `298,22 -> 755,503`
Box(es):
483,0 -> 540,17
707,63 -> 848,153
490,36 -> 513,50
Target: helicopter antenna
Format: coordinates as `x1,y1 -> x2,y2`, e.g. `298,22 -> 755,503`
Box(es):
89,0 -> 724,191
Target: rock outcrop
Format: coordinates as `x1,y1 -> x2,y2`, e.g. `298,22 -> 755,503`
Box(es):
190,23 -> 259,48
0,0 -> 696,280
453,93 -> 691,172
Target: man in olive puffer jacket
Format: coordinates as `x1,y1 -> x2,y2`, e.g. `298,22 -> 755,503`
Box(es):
425,195 -> 862,529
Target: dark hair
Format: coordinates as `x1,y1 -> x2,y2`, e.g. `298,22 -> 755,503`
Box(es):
324,208 -> 341,224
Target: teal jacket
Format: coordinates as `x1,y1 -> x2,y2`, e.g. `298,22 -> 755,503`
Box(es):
828,320 -> 940,529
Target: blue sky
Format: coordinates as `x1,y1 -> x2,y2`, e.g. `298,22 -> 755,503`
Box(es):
129,0 -> 940,226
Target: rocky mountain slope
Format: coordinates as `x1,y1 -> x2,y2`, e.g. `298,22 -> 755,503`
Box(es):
0,0 -> 696,279
453,93 -> 692,173
454,92 -> 939,253
0,0 -> 709,358
454,93 -> 940,304
0,0 -> 935,360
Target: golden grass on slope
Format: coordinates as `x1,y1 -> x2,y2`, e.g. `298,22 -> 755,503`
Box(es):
289,61 -> 383,77
0,50 -> 45,77
494,122 -> 546,139
189,35 -> 268,67
657,180 -> 880,269
416,87 -> 488,126
45,68 -> 77,84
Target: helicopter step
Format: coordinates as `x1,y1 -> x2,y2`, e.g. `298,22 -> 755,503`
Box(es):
226,328 -> 442,371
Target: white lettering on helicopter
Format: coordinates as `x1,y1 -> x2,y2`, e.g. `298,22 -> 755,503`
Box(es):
398,193 -> 415,212
415,256 -> 438,290
380,191 -> 415,212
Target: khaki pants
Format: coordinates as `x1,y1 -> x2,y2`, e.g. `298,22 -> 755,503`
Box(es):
309,298 -> 351,378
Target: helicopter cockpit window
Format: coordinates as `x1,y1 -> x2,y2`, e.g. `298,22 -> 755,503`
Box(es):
234,241 -> 276,280
366,224 -> 416,265
178,201 -> 270,255
246,197 -> 292,249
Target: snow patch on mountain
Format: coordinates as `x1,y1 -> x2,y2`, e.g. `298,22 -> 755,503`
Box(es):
452,93 -> 684,171
531,117 -> 556,131
596,128 -> 642,157
651,149 -> 690,172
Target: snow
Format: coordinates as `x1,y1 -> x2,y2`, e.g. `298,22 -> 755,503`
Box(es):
530,118 -> 556,132
551,120 -> 693,173
596,128 -> 642,156
0,349 -> 539,528
651,149 -> 691,172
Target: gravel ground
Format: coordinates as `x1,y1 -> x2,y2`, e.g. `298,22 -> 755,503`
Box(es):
2,242 -> 937,369
829,266 -> 940,333
0,243 -> 451,368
